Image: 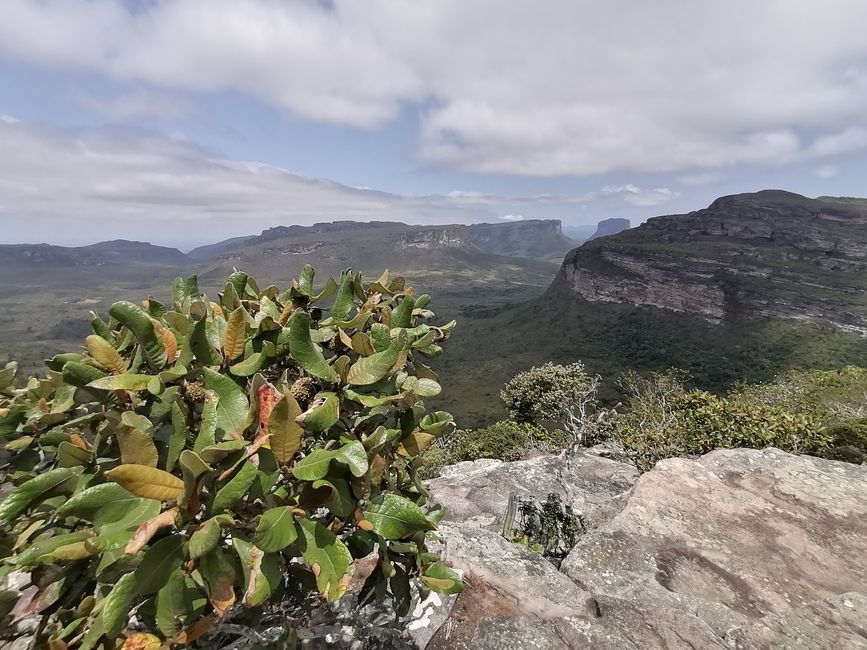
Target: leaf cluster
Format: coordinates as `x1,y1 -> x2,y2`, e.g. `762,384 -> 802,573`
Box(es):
0,266 -> 461,648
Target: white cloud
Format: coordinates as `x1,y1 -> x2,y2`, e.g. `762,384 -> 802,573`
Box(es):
677,173 -> 723,186
1,1 -> 866,176
815,164 -> 839,179
0,119 -> 678,246
499,214 -> 524,221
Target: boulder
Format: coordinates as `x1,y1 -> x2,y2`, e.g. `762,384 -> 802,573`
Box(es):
561,448 -> 867,635
428,452 -> 638,530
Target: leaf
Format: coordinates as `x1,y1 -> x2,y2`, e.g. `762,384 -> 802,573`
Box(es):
125,508 -> 178,555
122,633 -> 161,650
292,441 -> 367,481
390,567 -> 411,616
346,331 -> 406,386
362,494 -> 435,539
222,306 -> 247,361
167,402 -> 187,472
252,506 -> 297,553
13,532 -> 90,566
133,534 -> 185,594
0,361 -> 18,391
199,547 -> 236,617
419,411 -> 453,435
211,459 -> 258,514
311,478 -> 355,517
296,391 -> 339,432
288,311 -> 338,383
202,367 -> 250,436
0,467 -> 81,522
156,569 -> 189,639
329,274 -> 356,322
268,391 -> 304,464
391,295 -> 416,329
105,465 -> 183,502
61,360 -> 107,388
421,562 -> 463,594
117,428 -> 159,467
189,316 -> 219,366
401,376 -> 442,397
296,517 -> 352,601
87,374 -> 154,391
399,430 -> 435,457
233,537 -> 282,606
179,450 -> 212,506
193,396 -> 218,454
57,441 -> 93,467
85,335 -> 126,374
101,572 -> 137,637
334,440 -> 369,477
109,301 -> 167,370
189,516 -> 226,559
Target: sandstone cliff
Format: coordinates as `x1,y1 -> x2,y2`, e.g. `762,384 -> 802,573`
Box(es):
588,217 -> 631,240
551,190 -> 867,333
468,219 -> 576,260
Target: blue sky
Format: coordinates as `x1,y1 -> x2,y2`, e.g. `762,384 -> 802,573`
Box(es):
1,1 -> 866,249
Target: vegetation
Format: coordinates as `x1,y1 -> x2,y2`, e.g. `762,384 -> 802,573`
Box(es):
501,493 -> 584,560
0,266 -> 462,648
418,420 -> 571,478
500,362 -> 601,445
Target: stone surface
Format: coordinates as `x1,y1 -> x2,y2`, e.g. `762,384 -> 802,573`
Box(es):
725,592 -> 867,649
428,452 -> 638,530
561,448 -> 867,635
588,218 -> 631,241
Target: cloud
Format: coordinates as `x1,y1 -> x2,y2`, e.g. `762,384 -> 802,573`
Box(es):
499,214 -> 524,221
0,119 -> 679,247
815,164 -> 839,179
677,173 -> 723,186
1,1 -> 866,176
71,89 -> 195,121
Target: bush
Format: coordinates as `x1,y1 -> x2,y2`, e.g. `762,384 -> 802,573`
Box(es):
0,267 -> 462,648
418,420 -> 571,477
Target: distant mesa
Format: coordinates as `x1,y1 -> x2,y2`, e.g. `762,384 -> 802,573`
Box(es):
551,190 -> 867,333
588,218 -> 631,240
0,240 -> 189,267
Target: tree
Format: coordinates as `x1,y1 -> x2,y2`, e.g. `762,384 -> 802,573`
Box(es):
0,266 -> 461,648
501,362 -> 601,445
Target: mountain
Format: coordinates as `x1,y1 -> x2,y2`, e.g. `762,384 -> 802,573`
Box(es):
440,190 -> 867,425
0,240 -> 189,266
552,190 -> 867,333
588,217 -> 631,240
467,219 -> 577,260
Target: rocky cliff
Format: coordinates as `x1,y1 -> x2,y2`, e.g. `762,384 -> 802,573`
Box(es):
468,219 -> 576,260
0,240 -> 189,266
588,217 -> 631,240
551,190 -> 867,333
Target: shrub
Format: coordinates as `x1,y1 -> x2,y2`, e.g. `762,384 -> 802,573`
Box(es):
0,267 -> 462,648
501,362 -> 601,445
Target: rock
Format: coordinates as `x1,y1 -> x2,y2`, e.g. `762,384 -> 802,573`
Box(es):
725,592 -> 867,649
428,452 -> 638,530
588,218 -> 631,241
561,448 -> 867,635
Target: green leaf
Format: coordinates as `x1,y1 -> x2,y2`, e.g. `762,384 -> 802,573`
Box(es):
346,330 -> 406,386
13,532 -> 90,566
189,316 -> 220,366
202,367 -> 250,436
57,441 -> 93,467
297,391 -> 339,432
419,411 -> 454,435
0,362 -> 17,391
193,395 -> 218,454
268,391 -> 304,464
61,361 -> 107,388
291,448 -> 335,481
167,402 -> 187,473
329,274 -> 356,322
87,373 -> 154,391
311,478 -> 355,517
362,494 -> 435,539
252,506 -> 297,553
189,516 -> 224,559
56,483 -> 140,524
288,311 -> 338,384
199,439 -> 248,463
296,517 -> 352,601
390,567 -> 411,616
233,537 -> 282,607
334,440 -> 368,477
133,534 -> 185,594
101,572 -> 137,638
199,546 -> 237,617
401,376 -> 442,397
0,467 -> 81,522
155,568 -> 189,639
421,562 -> 463,594
391,295 -> 416,329
109,301 -> 167,370
211,460 -> 258,514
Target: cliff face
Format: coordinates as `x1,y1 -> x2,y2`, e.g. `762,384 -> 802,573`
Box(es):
468,219 -> 576,259
588,217 -> 631,240
0,240 -> 188,266
551,190 -> 867,333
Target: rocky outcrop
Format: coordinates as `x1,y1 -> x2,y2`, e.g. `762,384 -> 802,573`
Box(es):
422,448 -> 867,649
551,190 -> 867,331
468,220 -> 576,260
0,240 -> 189,267
588,218 -> 631,241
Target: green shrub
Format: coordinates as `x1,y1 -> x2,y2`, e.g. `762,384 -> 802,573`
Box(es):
0,267 -> 461,648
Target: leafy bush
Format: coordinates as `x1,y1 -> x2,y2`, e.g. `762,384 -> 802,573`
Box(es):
500,362 -> 601,445
418,421 -> 571,478
501,493 -> 584,560
0,267 -> 462,648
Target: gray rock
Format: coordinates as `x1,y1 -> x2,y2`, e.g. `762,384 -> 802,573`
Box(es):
725,592 -> 867,649
428,452 -> 638,531
561,448 -> 867,635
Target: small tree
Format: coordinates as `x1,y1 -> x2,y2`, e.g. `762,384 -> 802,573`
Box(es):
500,362 -> 601,445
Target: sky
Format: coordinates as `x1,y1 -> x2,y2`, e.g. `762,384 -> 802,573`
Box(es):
1,1 -> 867,250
